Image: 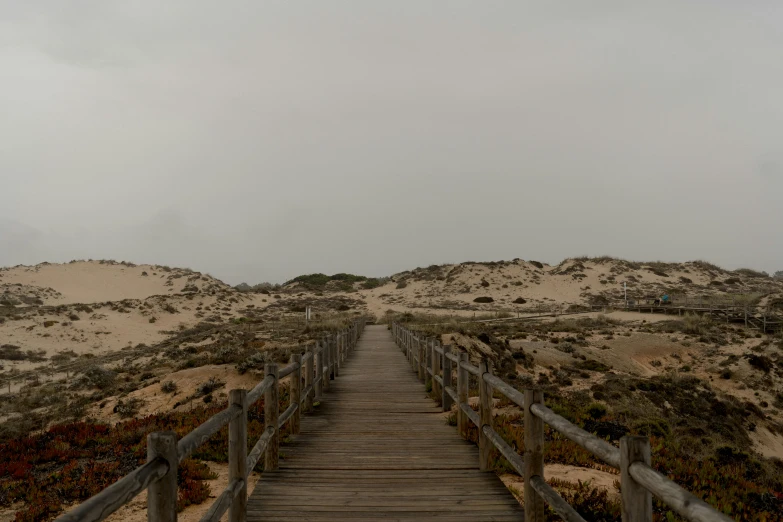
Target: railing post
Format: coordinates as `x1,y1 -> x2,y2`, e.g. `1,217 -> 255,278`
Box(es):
305,345 -> 314,411
336,333 -> 342,372
442,345 -> 453,412
147,431 -> 178,522
331,335 -> 338,379
406,330 -> 418,366
228,390 -> 248,522
322,338 -> 331,392
478,359 -> 493,471
457,352 -> 468,439
291,353 -> 302,435
265,363 -> 279,471
427,339 -> 433,389
315,341 -> 325,396
524,390 -> 545,522
621,436 -> 653,522
433,340 -> 442,399
418,336 -> 425,382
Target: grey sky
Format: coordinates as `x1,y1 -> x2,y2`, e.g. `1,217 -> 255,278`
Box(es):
1,1 -> 781,284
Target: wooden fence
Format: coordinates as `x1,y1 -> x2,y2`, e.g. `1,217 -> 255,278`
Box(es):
392,322 -> 733,522
54,318 -> 366,522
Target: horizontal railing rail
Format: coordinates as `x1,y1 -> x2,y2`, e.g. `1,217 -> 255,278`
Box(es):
56,318 -> 366,522
392,322 -> 733,522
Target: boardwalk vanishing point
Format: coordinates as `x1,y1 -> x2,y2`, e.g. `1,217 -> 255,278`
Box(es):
60,319 -> 734,522
247,324 -> 523,521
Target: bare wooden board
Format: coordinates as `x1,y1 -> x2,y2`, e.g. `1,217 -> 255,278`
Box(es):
247,325 -> 523,521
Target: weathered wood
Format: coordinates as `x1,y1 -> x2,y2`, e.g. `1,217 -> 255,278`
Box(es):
279,360 -> 300,379
457,352 -> 469,439
59,321 -> 367,522
278,403 -> 298,429
444,385 -> 458,405
482,425 -> 523,474
248,325 -> 521,521
333,335 -> 339,378
628,462 -> 734,522
265,363 -> 280,471
621,436 -> 652,522
418,336 -> 425,382
291,354 -> 302,434
442,345 -> 453,412
433,340 -> 442,398
524,390 -> 545,522
200,479 -> 245,522
304,345 -> 314,412
409,331 -> 413,368
336,334 -> 342,372
478,359 -> 493,471
459,401 -> 480,427
301,385 -> 313,404
247,374 -> 275,406
315,341 -> 325,396
530,403 -> 621,468
529,475 -> 587,522
246,426 -> 275,472
459,359 -> 480,376
228,390 -> 248,522
177,405 -> 241,462
322,338 -> 331,392
148,431 -> 178,522
484,373 -> 524,409
53,459 -> 169,522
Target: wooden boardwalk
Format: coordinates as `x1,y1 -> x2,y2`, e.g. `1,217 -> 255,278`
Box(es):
247,325 -> 523,521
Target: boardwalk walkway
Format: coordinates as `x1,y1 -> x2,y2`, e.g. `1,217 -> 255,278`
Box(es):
247,325 -> 522,521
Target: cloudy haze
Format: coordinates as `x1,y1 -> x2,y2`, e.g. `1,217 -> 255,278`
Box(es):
1,1 -> 781,284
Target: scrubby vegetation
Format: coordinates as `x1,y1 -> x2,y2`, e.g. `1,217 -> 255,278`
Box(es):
0,392 -> 296,521
472,381 -> 783,520
399,306 -> 783,521
285,273 -> 369,291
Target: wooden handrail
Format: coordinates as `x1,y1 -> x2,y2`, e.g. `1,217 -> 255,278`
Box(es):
278,361 -> 300,379
529,475 -> 586,522
177,405 -> 242,463
54,458 -> 169,522
55,318 -> 367,522
392,322 -> 733,522
459,359 -> 480,376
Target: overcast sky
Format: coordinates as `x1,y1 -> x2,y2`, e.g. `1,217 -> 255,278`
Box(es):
1,2 -> 781,284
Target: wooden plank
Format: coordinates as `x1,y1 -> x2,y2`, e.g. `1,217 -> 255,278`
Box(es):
525,390 -> 545,522
247,325 -> 521,521
148,432 -> 178,522
228,390 -> 247,522
621,436 -> 652,522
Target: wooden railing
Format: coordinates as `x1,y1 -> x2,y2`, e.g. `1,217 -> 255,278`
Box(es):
392,322 -> 733,522
55,318 -> 366,522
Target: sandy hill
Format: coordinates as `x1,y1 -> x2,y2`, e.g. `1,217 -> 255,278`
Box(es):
349,258 -> 783,317
0,261 -> 266,377
0,260 -> 230,305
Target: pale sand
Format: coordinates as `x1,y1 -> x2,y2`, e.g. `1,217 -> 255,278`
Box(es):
355,258 -> 779,318
501,463 -> 620,505
86,364 -> 264,422
47,462 -> 262,522
0,261 -> 230,305
0,262 -> 278,377
751,427 -> 783,459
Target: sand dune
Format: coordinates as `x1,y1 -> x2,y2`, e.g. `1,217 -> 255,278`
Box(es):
0,261 -> 230,305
